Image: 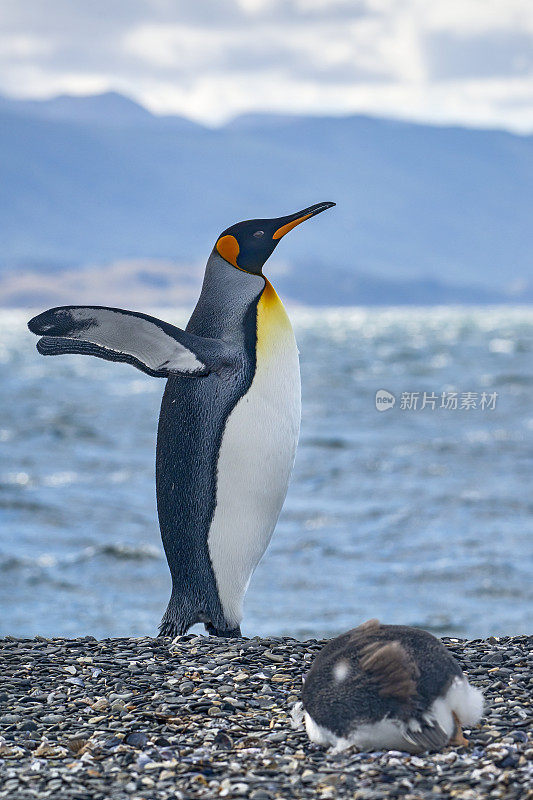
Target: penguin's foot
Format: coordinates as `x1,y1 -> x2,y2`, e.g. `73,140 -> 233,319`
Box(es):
158,593 -> 201,638
205,621 -> 242,638
158,619 -> 189,638
450,712 -> 469,747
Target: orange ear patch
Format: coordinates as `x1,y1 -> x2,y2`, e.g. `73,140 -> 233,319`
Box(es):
272,213 -> 312,240
216,234 -> 240,267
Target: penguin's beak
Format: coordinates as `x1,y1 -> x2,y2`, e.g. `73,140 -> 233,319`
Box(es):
272,201 -> 336,240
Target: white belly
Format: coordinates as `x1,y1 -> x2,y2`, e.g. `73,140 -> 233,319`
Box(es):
208,282 -> 301,626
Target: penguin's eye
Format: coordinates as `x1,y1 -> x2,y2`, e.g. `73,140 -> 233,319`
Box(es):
253,230 -> 265,238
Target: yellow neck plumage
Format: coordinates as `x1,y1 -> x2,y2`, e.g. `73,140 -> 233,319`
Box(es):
256,279 -> 294,360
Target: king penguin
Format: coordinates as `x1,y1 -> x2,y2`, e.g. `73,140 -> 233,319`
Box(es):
28,201 -> 335,637
295,620 -> 484,753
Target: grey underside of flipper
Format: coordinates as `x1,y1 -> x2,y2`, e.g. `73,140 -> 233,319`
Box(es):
28,305 -> 231,377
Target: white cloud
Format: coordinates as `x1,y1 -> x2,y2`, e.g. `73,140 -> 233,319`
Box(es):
0,0 -> 532,130
0,34 -> 52,59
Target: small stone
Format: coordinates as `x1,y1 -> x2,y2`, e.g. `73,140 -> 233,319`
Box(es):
1,714 -> 21,723
66,738 -> 88,754
34,742 -> 68,758
136,753 -> 153,769
231,783 -> 250,795
0,745 -> 21,758
154,736 -> 171,747
102,737 -> 121,749
263,651 -> 284,663
213,731 -> 233,749
124,731 -> 148,748
19,721 -> 38,731
321,775 -> 341,786
91,697 -> 109,711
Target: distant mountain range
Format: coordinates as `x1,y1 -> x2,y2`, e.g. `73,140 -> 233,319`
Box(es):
0,91 -> 531,305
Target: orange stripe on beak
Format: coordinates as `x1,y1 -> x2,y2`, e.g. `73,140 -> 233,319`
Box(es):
272,213 -> 313,240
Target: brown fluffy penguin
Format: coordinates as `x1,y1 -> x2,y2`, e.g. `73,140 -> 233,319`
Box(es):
295,620 -> 483,754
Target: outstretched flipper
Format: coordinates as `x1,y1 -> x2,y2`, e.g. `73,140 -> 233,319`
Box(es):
28,306 -> 228,377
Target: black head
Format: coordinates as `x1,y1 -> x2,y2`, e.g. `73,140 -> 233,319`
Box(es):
214,201 -> 335,275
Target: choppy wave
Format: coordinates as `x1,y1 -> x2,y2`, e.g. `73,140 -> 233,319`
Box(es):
0,543 -> 162,572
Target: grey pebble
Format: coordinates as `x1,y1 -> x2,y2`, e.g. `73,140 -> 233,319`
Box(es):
18,721 -> 38,731
213,731 -> 233,749
124,731 -> 148,748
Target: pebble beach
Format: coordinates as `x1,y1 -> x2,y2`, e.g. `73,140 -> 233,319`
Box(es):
0,634 -> 531,799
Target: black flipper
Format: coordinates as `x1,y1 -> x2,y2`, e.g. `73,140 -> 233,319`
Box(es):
28,306 -> 228,378
403,717 -> 451,752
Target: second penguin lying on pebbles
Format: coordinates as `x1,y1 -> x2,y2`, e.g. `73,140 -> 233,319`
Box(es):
294,620 -> 483,754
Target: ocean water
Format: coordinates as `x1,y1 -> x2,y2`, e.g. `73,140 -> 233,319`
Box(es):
0,306 -> 531,640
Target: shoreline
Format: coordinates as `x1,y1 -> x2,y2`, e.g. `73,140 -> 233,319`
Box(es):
1,634 -> 531,799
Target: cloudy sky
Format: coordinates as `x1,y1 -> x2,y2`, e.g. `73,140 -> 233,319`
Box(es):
1,0 -> 532,130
